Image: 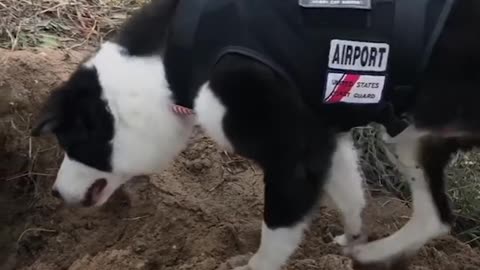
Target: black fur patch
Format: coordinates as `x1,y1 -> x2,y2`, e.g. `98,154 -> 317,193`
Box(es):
43,67 -> 114,172
114,0 -> 180,56
209,53 -> 336,228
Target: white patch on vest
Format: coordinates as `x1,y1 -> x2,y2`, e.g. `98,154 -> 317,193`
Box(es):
324,72 -> 385,104
328,39 -> 390,72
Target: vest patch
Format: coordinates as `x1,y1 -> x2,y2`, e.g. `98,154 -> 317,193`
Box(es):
299,0 -> 371,9
324,73 -> 385,104
329,39 -> 390,72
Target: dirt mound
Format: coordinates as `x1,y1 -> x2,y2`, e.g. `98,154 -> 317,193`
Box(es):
1,49 -> 480,270
0,48 -> 89,270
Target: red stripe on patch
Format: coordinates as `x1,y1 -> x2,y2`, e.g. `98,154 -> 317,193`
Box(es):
172,105 -> 194,116
326,74 -> 361,103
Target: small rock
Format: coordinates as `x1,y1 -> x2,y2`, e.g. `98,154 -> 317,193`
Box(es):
224,176 -> 240,182
133,240 -> 147,254
193,160 -> 203,170
135,262 -> 146,269
84,221 -> 94,230
202,158 -> 213,168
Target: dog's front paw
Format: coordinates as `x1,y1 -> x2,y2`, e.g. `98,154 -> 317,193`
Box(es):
333,234 -> 349,246
334,233 -> 368,247
346,243 -> 411,270
344,242 -> 379,263
217,253 -> 253,270
344,240 -> 397,265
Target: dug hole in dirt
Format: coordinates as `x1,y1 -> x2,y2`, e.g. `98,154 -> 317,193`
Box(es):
1,48 -> 480,270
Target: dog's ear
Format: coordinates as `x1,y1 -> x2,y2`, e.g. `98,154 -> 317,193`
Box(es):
31,88 -> 67,137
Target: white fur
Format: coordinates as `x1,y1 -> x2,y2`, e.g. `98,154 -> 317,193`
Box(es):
93,42 -> 194,175
326,133 -> 367,246
349,127 -> 451,263
53,42 -> 194,205
54,156 -> 117,206
232,222 -> 307,270
194,83 -> 233,150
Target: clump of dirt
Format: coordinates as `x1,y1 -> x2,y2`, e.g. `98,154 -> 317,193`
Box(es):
1,48 -> 480,270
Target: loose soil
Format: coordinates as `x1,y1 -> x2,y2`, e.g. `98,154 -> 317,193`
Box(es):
1,48 -> 480,270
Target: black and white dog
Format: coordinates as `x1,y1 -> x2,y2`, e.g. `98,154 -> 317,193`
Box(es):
31,0 -> 480,269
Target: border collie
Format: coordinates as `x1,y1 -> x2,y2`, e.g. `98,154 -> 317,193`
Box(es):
31,0 -> 480,269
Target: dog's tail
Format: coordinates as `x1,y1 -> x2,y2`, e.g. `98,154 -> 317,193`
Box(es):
113,0 -> 181,55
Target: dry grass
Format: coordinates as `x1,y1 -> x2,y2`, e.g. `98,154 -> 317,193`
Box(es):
352,126 -> 407,197
0,0 -> 148,50
447,151 -> 480,245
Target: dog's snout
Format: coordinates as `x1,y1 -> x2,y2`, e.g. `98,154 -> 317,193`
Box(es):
51,188 -> 61,199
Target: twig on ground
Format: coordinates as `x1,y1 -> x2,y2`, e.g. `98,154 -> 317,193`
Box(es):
16,228 -> 57,245
122,215 -> 152,221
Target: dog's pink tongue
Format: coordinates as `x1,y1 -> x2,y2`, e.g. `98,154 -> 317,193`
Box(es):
84,178 -> 107,206
91,178 -> 107,205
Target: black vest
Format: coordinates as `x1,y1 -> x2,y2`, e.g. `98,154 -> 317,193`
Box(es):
165,0 -> 455,136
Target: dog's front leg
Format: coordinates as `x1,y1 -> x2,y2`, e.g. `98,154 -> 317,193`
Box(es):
226,162 -> 324,270
204,53 -> 335,270
326,133 -> 368,247
232,222 -> 307,270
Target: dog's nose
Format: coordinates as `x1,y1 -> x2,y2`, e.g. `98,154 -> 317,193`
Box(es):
51,188 -> 61,199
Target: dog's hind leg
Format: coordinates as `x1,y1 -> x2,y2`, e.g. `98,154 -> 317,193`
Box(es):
326,132 -> 367,247
196,53 -> 336,270
348,129 -> 455,265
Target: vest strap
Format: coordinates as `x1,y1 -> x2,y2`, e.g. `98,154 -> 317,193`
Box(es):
389,0 -> 455,116
392,0 -> 429,86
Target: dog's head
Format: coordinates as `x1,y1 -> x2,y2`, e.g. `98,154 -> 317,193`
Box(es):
32,61 -> 118,207
32,42 -> 191,207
